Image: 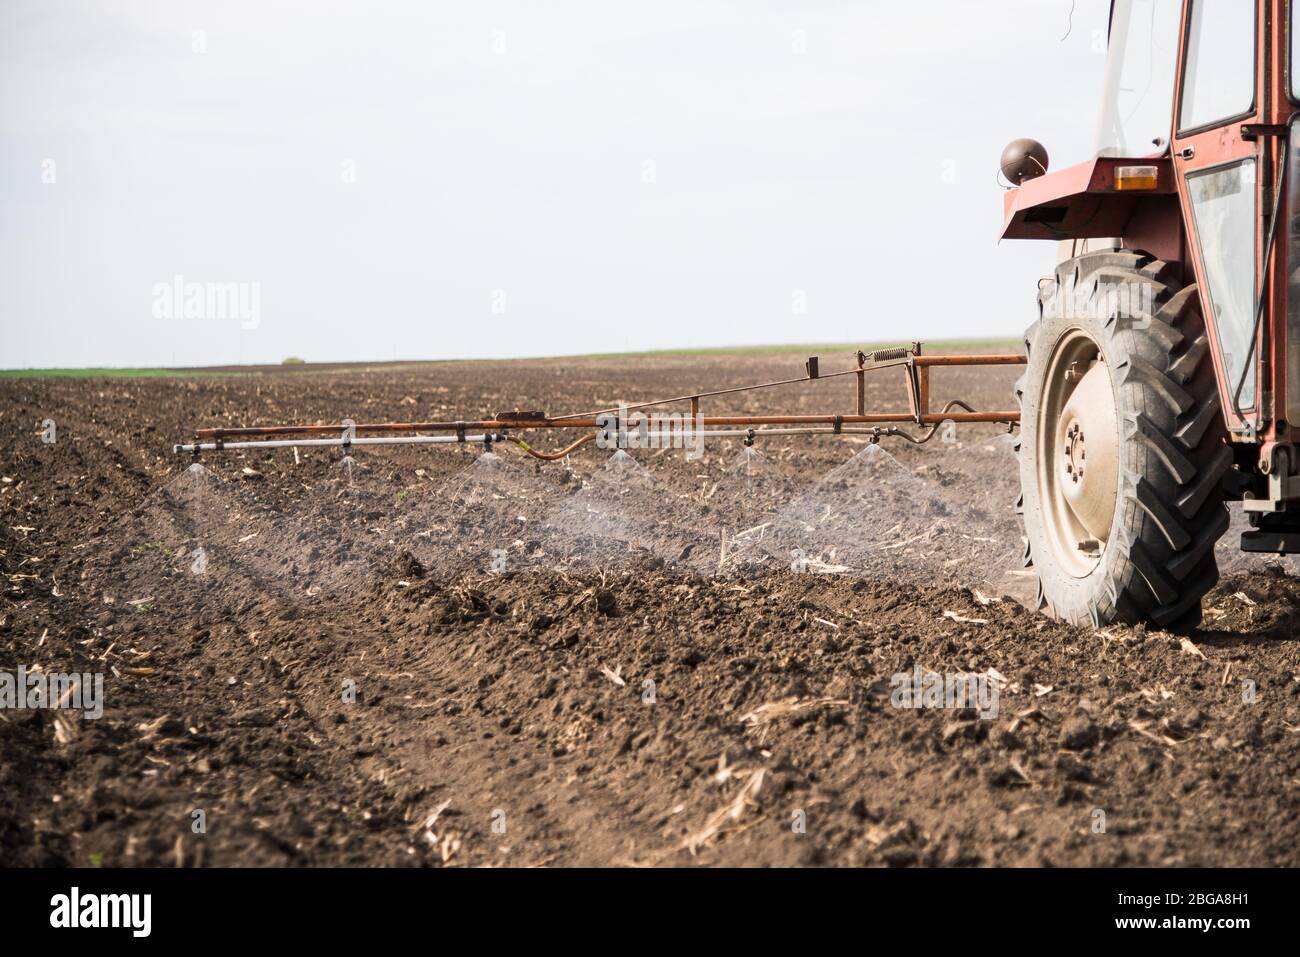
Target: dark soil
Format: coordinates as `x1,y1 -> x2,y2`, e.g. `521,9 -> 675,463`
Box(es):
2,351 -> 1299,867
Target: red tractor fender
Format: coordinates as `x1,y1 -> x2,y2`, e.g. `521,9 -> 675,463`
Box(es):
1000,156 -> 1185,268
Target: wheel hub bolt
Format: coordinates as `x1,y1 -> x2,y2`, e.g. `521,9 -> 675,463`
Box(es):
1064,422 -> 1085,483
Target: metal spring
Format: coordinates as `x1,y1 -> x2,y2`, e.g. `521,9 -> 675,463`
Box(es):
866,347 -> 910,362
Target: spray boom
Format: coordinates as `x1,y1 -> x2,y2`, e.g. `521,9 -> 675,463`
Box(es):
175,344 -> 1026,460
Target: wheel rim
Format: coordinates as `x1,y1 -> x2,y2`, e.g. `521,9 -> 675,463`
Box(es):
1037,329 -> 1120,578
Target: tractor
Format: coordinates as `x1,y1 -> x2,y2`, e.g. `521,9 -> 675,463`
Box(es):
1000,0 -> 1299,629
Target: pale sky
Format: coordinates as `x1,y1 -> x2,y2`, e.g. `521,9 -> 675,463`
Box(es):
0,0 -> 1113,369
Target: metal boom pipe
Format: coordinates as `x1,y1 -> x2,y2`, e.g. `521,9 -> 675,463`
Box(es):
181,345 -> 1026,448
193,409 -> 1019,441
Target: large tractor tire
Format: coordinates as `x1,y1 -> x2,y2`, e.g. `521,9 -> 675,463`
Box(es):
1015,249 -> 1231,629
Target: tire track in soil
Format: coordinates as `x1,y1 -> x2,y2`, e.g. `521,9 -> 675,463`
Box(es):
20,464 -> 671,867
41,516 -> 416,865
6,438 -> 404,866
275,597 -> 675,867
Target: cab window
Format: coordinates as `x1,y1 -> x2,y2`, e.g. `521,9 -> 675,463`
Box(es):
1180,0 -> 1255,133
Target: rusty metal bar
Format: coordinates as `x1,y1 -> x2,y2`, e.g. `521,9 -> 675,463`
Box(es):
175,433 -> 504,454
911,354 -> 1025,366
918,362 -> 931,418
188,347 -> 1027,443
548,351 -> 1025,421
195,409 -> 1019,441
855,351 -> 866,416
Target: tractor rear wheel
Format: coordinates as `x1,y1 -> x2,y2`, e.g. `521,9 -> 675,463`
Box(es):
1015,249 -> 1231,629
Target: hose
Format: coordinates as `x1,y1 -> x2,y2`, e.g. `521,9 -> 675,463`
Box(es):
505,433 -> 597,461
